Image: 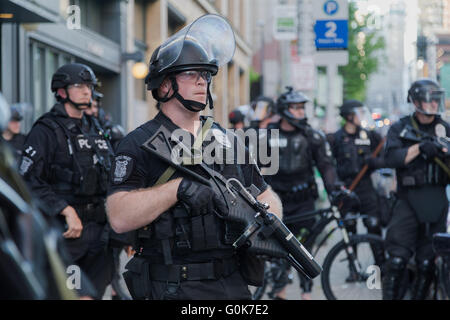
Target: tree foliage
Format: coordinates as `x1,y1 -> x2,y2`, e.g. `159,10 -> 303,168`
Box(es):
339,1 -> 386,102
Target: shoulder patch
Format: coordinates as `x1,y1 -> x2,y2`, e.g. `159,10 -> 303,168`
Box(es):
112,155 -> 135,185
19,156 -> 34,176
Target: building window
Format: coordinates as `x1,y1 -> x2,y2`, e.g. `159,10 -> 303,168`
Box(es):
29,40 -> 74,123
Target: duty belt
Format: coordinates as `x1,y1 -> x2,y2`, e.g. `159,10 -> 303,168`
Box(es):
278,182 -> 316,202
148,259 -> 239,282
73,202 -> 107,224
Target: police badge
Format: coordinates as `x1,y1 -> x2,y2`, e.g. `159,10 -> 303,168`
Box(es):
113,155 -> 133,184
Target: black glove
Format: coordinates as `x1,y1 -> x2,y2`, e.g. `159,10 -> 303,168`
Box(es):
329,188 -> 360,213
177,178 -> 228,217
419,140 -> 440,159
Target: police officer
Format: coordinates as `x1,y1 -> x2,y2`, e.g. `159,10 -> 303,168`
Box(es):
228,109 -> 246,129
383,78 -> 450,300
2,104 -> 27,159
106,14 -> 282,300
85,90 -> 126,151
18,63 -> 115,300
264,86 -> 344,300
329,100 -> 386,237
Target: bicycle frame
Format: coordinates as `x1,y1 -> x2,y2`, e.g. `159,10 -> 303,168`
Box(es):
283,206 -> 367,274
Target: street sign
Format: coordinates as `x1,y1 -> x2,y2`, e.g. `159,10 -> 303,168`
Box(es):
273,5 -> 298,41
314,0 -> 348,50
291,55 -> 315,91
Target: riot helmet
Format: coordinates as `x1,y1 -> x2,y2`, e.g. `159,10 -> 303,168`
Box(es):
339,99 -> 374,129
51,63 -> 97,109
92,90 -> 103,102
228,109 -> 245,126
407,78 -> 445,116
0,93 -> 11,132
145,14 -> 235,112
276,86 -> 310,128
10,105 -> 23,122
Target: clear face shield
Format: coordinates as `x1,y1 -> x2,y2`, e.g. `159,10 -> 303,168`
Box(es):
354,106 -> 375,129
253,100 -> 272,121
413,87 -> 445,116
0,94 -> 11,132
157,14 -> 236,73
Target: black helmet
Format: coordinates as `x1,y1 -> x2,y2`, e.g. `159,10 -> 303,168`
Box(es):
0,93 -> 11,131
407,78 -> 445,115
339,99 -> 363,118
144,14 -> 235,113
228,109 -> 245,125
10,105 -> 23,122
51,63 -> 97,92
146,40 -> 219,93
92,90 -> 103,102
276,86 -> 309,128
51,63 -> 97,109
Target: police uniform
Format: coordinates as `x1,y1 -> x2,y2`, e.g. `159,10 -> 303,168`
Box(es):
6,133 -> 26,158
329,127 -> 385,235
110,111 -> 268,300
383,114 -> 450,299
19,102 -> 114,299
264,120 -> 337,293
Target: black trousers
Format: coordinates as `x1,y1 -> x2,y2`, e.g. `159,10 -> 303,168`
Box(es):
64,222 -> 114,299
385,197 -> 447,262
283,198 -> 316,293
146,269 -> 251,300
349,178 -> 382,235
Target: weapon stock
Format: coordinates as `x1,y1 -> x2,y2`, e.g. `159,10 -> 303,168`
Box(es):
140,125 -> 322,279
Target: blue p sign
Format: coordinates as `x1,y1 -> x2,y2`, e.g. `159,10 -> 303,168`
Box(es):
324,0 -> 339,16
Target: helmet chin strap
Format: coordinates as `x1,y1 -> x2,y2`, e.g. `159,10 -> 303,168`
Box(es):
283,110 -> 308,130
58,88 -> 92,110
170,77 -> 213,113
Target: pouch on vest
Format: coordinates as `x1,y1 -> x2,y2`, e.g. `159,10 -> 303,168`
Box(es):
237,249 -> 265,287
123,256 -> 151,300
77,167 -> 98,196
406,186 -> 448,223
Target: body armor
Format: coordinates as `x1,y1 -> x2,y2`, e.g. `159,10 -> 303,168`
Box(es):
265,122 -> 319,201
134,115 -> 246,264
333,128 -> 372,182
37,106 -> 113,203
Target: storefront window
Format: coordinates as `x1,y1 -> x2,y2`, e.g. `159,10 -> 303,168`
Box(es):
29,41 -> 74,121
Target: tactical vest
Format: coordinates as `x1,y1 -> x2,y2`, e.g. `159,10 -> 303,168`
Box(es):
396,116 -> 450,189
38,114 -> 114,201
333,128 -> 372,182
134,116 -> 246,264
265,123 -> 317,194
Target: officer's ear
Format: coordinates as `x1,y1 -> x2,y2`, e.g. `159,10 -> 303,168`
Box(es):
158,77 -> 173,98
56,88 -> 67,100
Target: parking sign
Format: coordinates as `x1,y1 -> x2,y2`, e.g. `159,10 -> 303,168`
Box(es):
314,0 -> 348,50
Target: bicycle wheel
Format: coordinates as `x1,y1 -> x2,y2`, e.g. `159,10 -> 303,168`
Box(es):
321,234 -> 384,300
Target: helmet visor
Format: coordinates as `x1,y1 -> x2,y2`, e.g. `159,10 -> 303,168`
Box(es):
0,94 -> 11,131
354,106 -> 375,129
414,88 -> 445,115
157,14 -> 236,73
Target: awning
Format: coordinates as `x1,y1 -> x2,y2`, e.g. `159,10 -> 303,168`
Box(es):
0,0 -> 59,23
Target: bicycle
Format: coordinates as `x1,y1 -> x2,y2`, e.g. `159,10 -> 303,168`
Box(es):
251,204 -> 385,300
